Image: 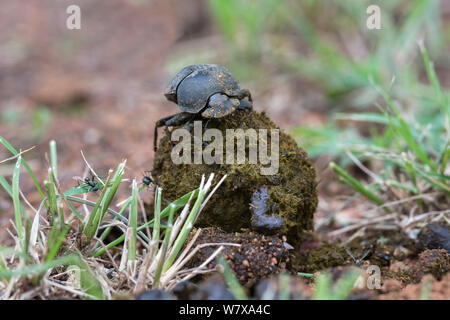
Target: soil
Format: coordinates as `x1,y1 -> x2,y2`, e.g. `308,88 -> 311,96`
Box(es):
185,227 -> 291,288
379,274 -> 450,300
417,222 -> 450,253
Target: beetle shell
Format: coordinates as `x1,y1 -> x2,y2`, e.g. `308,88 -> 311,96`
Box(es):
165,64 -> 241,114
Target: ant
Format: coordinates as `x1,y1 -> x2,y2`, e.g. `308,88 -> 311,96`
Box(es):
140,172 -> 173,205
84,176 -> 99,192
142,176 -> 153,186
141,171 -> 154,188
375,252 -> 392,266
74,175 -> 99,192
345,247 -> 372,267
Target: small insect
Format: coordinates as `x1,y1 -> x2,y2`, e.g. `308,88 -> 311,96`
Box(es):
141,171 -> 154,188
73,175 -> 99,192
142,175 -> 153,186
105,268 -> 115,278
376,252 -> 392,264
84,176 -> 98,192
345,248 -> 371,267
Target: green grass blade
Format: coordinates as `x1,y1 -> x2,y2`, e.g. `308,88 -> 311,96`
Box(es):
334,112 -> 389,124
419,42 -> 449,115
0,174 -> 13,197
127,179 -> 138,270
162,182 -> 209,271
0,136 -> 46,203
330,162 -> 387,209
376,92 -> 438,172
46,223 -> 70,263
278,273 -> 290,300
313,269 -> 359,300
153,203 -> 175,289
49,140 -> 58,181
44,179 -> 57,221
297,272 -> 314,278
93,199 -> 131,251
12,156 -> 25,252
63,183 -> 105,197
217,255 -> 248,300
99,161 -> 126,221
330,269 -> 360,299
83,172 -> 113,240
440,143 -> 449,175
0,254 -> 104,299
93,189 -> 199,257
152,187 -> 162,255
313,272 -> 332,300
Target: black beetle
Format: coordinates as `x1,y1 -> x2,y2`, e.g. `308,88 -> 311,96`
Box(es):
84,176 -> 98,192
141,171 -> 153,187
154,64 -> 253,151
142,175 -> 152,186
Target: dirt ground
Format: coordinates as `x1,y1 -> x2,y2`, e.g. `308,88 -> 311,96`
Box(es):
0,0 -> 448,300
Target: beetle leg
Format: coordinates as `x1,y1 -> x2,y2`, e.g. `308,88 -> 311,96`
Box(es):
236,99 -> 252,112
154,112 -> 194,151
182,117 -> 196,133
234,99 -> 253,129
202,93 -> 239,118
236,88 -> 252,102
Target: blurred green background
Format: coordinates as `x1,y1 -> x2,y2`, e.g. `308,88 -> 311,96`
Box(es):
174,0 -> 449,162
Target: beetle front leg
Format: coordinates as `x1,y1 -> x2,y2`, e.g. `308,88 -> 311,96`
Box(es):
235,89 -> 252,113
236,88 -> 252,102
237,99 -> 252,112
201,93 -> 239,118
154,112 -> 194,151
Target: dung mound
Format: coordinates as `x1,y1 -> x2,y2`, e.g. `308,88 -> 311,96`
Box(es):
151,110 -> 318,246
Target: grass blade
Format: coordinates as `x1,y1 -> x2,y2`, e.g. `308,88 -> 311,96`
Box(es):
49,140 -> 58,181
127,179 -> 138,274
12,156 -> 25,252
217,255 -> 248,300
329,162 -> 387,210
0,136 -> 46,203
83,171 -> 113,240
153,203 -> 175,289
93,189 -> 199,257
0,254 -> 104,299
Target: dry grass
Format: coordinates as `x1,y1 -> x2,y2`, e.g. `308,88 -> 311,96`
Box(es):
0,139 -> 236,299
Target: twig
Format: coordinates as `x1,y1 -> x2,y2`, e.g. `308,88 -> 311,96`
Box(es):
80,150 -> 105,187
346,150 -> 384,185
0,146 -> 35,165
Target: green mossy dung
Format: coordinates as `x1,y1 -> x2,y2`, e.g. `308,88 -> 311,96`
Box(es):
151,110 -> 318,246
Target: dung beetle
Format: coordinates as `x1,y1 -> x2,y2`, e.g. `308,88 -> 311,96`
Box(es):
154,64 -> 253,151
